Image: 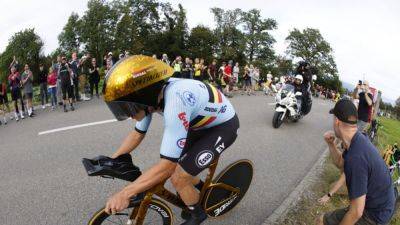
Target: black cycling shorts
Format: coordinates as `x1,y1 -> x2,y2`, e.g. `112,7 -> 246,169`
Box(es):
61,81 -> 74,100
178,114 -> 239,176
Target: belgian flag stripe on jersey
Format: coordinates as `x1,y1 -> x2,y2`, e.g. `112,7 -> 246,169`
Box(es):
191,116 -> 217,129
205,84 -> 222,103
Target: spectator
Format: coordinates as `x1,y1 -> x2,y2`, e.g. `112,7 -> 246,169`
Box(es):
233,62 -> 240,88
0,78 -> 12,122
353,80 -> 373,131
59,56 -> 74,112
70,52 -> 80,101
47,67 -> 57,110
249,64 -> 257,94
161,53 -> 170,65
223,61 -> 233,97
8,66 -> 25,120
207,59 -> 217,83
21,64 -> 34,117
107,52 -> 114,67
38,64 -> 49,109
54,55 -> 63,105
317,99 -> 394,225
171,56 -> 182,78
200,58 -> 207,81
9,55 -> 19,71
79,54 -> 91,101
194,58 -> 201,80
182,57 -> 192,79
89,58 -> 100,99
217,61 -> 226,91
243,65 -> 252,95
0,79 -> 11,124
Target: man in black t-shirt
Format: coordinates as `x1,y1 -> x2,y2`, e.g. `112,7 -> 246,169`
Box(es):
317,99 -> 395,225
59,57 -> 74,112
38,64 -> 48,108
353,80 -> 373,131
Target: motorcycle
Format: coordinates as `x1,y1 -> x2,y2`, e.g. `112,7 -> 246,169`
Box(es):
272,84 -> 303,128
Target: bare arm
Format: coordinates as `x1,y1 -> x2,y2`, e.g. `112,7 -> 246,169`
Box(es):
120,159 -> 176,198
329,173 -> 346,195
111,130 -> 145,158
329,142 -> 344,169
339,195 -> 366,225
324,131 -> 344,169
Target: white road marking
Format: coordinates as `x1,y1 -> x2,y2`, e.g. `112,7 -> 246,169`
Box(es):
38,119 -> 118,135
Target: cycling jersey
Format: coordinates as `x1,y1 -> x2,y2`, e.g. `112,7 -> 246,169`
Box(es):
135,78 -> 236,161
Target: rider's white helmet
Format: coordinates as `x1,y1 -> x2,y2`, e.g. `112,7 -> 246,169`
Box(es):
295,74 -> 303,83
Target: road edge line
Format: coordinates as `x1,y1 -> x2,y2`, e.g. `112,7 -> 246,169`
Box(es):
262,147 -> 329,225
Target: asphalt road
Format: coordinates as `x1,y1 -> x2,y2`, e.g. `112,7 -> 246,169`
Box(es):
0,93 -> 333,225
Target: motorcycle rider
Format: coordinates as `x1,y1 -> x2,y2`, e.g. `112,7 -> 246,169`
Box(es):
296,61 -> 313,114
291,75 -> 304,114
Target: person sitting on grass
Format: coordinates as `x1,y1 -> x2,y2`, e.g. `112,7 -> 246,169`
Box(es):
316,99 -> 395,225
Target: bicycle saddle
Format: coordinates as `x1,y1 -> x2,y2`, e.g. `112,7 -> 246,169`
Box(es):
82,154 -> 142,182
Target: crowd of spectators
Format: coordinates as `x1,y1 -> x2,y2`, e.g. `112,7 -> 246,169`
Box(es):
0,51 -> 110,125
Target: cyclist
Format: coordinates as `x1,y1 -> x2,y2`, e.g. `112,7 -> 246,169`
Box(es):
103,55 -> 239,225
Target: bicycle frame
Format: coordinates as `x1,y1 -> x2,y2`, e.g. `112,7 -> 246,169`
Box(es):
129,157 -> 240,225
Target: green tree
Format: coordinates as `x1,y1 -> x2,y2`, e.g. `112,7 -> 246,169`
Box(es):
0,28 -> 44,82
80,0 -> 118,61
395,97 -> 400,119
187,25 -> 217,62
286,28 -> 337,77
58,12 -> 82,55
149,3 -> 189,58
275,56 -> 293,76
242,9 -> 277,63
211,8 -> 246,64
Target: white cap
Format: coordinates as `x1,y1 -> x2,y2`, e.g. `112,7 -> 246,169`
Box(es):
295,74 -> 303,83
108,52 -> 113,56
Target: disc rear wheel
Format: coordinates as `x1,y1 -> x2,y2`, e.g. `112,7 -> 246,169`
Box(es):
203,159 -> 253,217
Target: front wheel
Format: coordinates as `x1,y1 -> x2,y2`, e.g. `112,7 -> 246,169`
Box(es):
272,111 -> 284,128
203,159 -> 253,217
88,198 -> 173,225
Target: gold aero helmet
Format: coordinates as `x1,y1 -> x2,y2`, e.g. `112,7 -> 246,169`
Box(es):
103,55 -> 173,120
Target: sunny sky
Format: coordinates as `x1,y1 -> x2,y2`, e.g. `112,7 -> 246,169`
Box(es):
0,0 -> 398,102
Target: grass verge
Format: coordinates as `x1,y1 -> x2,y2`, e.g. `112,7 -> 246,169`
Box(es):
278,117 -> 400,225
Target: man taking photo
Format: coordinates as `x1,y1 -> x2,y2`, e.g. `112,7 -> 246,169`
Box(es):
353,80 -> 373,131
317,99 -> 395,225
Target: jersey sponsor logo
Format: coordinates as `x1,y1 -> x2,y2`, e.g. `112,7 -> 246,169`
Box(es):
199,84 -> 206,89
216,143 -> 225,153
204,106 -> 218,112
219,105 -> 227,113
183,91 -> 196,106
196,150 -> 214,168
178,112 -> 189,130
177,138 -> 186,149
